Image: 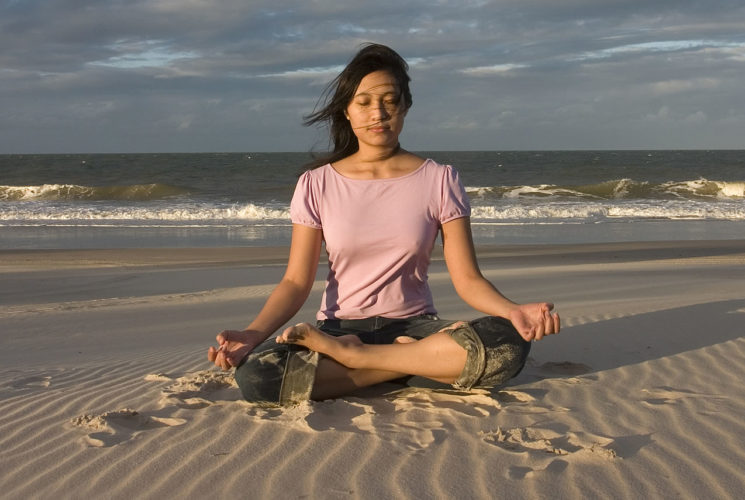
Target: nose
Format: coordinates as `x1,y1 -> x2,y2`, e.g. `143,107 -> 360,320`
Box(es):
371,101 -> 391,121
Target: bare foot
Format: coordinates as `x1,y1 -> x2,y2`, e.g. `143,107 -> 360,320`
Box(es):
275,323 -> 338,351
276,323 -> 367,367
335,334 -> 364,347
391,322 -> 465,346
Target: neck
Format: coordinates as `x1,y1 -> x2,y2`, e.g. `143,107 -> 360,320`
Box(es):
354,143 -> 401,164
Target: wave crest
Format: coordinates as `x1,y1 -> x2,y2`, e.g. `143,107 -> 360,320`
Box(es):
0,183 -> 190,201
466,178 -> 745,200
0,202 -> 290,222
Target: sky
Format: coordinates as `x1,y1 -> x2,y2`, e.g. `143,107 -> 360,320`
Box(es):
1,0 -> 744,153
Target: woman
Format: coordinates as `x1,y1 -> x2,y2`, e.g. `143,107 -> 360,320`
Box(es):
207,44 -> 559,405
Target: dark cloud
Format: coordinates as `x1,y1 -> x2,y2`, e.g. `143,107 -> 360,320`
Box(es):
1,0 -> 743,152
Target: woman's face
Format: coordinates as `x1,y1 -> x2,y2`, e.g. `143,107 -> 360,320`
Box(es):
345,70 -> 407,149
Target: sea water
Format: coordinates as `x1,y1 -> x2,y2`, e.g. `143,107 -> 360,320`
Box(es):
1,151 -> 743,249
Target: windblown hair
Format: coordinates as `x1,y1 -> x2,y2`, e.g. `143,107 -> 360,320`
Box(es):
303,43 -> 412,169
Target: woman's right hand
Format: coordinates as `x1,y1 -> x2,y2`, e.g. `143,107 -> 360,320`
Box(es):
207,330 -> 266,370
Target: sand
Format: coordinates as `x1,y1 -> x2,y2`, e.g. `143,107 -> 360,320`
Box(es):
1,240 -> 744,499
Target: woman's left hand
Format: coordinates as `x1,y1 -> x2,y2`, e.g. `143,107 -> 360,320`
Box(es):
509,302 -> 560,342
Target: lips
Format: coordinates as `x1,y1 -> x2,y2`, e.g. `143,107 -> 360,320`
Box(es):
367,124 -> 390,132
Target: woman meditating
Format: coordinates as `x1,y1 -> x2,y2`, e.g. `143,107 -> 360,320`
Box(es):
207,43 -> 560,405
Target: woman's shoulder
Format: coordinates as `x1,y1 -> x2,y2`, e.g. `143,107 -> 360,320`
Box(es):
298,163 -> 333,181
398,152 -> 428,170
420,157 -> 460,178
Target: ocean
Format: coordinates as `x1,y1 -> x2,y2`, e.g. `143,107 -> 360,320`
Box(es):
1,150 -> 743,249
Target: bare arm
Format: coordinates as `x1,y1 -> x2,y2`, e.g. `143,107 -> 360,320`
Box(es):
441,217 -> 517,317
208,224 -> 323,368
244,224 -> 323,339
441,217 -> 559,341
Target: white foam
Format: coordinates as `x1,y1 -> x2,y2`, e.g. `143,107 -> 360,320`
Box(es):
660,179 -> 745,199
0,183 -> 189,201
0,202 -> 290,223
0,184 -> 83,201
1,196 -> 743,227
470,200 -> 745,221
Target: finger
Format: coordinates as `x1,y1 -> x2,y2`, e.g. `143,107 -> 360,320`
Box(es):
542,309 -> 555,335
526,326 -> 537,342
210,342 -> 227,362
554,313 -> 561,333
225,349 -> 242,367
536,310 -> 548,339
218,352 -> 230,371
212,348 -> 224,369
534,325 -> 545,341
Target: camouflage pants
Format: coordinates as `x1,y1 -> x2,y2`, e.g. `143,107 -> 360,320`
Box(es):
233,315 -> 530,406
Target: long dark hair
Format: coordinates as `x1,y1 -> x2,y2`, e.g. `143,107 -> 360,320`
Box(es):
303,43 -> 413,169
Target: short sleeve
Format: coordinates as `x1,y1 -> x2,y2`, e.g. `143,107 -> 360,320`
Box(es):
290,170 -> 322,228
439,165 -> 471,223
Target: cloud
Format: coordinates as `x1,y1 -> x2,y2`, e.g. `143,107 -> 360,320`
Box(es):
460,64 -> 528,76
1,0 -> 744,152
649,77 -> 721,95
256,65 -> 346,85
89,40 -> 199,69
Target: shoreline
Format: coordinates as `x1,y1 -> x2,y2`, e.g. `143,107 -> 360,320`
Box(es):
2,238 -> 744,269
3,218 -> 745,250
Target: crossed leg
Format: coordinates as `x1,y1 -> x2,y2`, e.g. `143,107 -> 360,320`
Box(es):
276,322 -> 469,399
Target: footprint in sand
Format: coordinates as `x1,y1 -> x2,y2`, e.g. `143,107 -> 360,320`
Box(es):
392,387 -> 503,418
557,375 -> 598,385
70,409 -> 186,447
143,373 -> 173,383
494,389 -> 536,403
641,386 -> 726,407
303,397 -> 443,451
480,425 -> 616,477
493,389 -> 571,415
507,459 -> 569,479
6,374 -> 52,389
301,388 -> 504,452
153,370 -> 241,409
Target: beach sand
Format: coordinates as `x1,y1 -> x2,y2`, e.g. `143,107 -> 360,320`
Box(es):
1,240 -> 744,499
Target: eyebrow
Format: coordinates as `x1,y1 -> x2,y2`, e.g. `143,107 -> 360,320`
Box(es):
354,84 -> 399,98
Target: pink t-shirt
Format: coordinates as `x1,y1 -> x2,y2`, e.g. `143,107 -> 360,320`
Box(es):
290,159 -> 471,320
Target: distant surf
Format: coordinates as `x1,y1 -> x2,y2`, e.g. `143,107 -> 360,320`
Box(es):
1,151 -> 742,247
0,183 -> 190,201
466,178 -> 745,201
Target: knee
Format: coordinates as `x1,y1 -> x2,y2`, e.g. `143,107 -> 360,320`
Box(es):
469,316 -> 531,386
469,316 -> 528,346
233,351 -> 285,405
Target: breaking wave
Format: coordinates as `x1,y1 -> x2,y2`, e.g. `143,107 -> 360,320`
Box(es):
466,178 -> 745,201
470,201 -> 745,221
0,183 -> 191,201
1,199 -> 742,226
1,177 -> 742,227
0,202 -> 289,223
